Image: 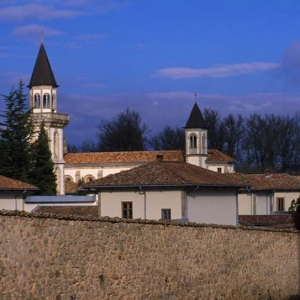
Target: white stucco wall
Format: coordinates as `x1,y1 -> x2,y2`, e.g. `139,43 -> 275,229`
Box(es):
274,191 -> 300,212
0,192 -> 24,211
64,165 -> 140,183
100,189 -> 183,220
238,191 -> 300,215
187,190 -> 238,225
238,193 -> 252,215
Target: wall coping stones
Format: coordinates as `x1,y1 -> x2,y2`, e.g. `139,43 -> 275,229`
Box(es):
0,209 -> 298,234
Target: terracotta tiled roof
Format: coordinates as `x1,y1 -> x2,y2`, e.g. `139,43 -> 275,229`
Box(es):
64,180 -> 79,194
83,161 -> 246,188
228,173 -> 300,191
0,175 -> 38,190
33,206 -> 98,218
64,150 -> 184,165
206,149 -> 236,163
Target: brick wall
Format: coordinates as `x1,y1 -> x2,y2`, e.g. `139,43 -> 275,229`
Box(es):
0,210 -> 299,299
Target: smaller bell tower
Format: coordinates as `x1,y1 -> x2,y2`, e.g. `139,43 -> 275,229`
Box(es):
28,39 -> 69,195
184,101 -> 208,168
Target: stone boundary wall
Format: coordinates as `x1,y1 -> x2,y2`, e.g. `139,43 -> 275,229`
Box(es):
0,210 -> 299,300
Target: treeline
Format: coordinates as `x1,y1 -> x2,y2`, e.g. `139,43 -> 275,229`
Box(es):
203,109 -> 300,174
69,107 -> 300,174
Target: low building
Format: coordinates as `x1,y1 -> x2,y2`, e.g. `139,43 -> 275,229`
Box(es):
228,172 -> 300,215
0,175 -> 38,211
83,161 -> 246,225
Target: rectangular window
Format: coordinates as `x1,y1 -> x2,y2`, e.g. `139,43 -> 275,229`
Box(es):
161,209 -> 171,220
277,198 -> 285,211
217,167 -> 222,173
122,202 -> 132,219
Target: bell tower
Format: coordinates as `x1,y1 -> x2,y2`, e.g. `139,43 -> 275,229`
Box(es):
28,40 -> 69,195
184,101 -> 208,168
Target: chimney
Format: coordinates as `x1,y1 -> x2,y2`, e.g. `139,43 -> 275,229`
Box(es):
265,169 -> 271,178
156,154 -> 163,162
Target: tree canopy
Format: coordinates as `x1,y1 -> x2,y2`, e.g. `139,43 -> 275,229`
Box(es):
149,125 -> 185,150
97,108 -> 150,152
30,122 -> 57,195
0,81 -> 33,182
0,82 -> 57,195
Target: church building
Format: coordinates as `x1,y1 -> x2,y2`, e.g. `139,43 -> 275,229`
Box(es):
28,42 -> 235,195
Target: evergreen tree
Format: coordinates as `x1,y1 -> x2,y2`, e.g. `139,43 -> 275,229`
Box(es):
30,122 -> 57,195
0,81 -> 33,181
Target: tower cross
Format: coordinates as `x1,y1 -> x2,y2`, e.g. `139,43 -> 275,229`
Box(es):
41,31 -> 44,43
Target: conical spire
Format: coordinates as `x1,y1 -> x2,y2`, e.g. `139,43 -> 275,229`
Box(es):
28,43 -> 58,88
185,102 -> 208,129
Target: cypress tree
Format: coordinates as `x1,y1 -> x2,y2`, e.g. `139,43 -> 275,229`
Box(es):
30,122 -> 57,195
0,81 -> 33,181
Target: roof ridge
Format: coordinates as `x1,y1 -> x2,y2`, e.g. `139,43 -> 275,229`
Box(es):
156,161 -> 193,184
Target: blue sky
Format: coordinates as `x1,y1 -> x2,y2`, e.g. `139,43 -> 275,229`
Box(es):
1,0 -> 300,146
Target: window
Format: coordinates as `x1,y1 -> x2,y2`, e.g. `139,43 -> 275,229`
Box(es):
34,93 -> 40,108
189,134 -> 197,148
161,209 -> 171,220
217,168 -> 222,173
122,202 -> 132,219
277,198 -> 285,211
43,93 -> 50,108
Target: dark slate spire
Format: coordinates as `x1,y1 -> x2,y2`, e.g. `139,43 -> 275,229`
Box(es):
28,43 -> 58,88
185,102 -> 208,129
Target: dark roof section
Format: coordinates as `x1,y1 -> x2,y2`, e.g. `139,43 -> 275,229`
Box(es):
28,42 -> 58,88
185,102 -> 208,129
239,215 -> 294,229
83,161 -> 246,189
33,206 -> 99,218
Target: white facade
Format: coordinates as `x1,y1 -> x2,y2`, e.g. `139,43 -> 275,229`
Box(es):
99,189 -> 184,220
238,191 -> 300,215
98,188 -> 238,225
188,190 -> 238,225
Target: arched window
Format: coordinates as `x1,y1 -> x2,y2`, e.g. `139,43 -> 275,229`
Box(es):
64,175 -> 74,182
189,134 -> 197,148
84,175 -> 95,183
43,93 -> 50,108
34,93 -> 40,108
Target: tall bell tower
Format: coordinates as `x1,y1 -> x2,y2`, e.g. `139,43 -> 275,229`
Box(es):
184,101 -> 208,168
28,40 -> 69,195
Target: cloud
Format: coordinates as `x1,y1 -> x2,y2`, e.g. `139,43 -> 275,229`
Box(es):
64,0 -> 129,13
0,4 -> 84,21
278,42 -> 300,85
82,82 -> 106,88
13,24 -> 64,39
136,43 -> 147,50
153,62 -> 280,79
74,34 -> 107,40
